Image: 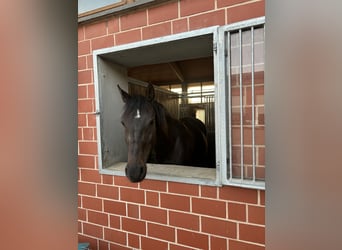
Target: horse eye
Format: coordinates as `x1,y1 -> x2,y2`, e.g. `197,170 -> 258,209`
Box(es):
121,121 -> 126,127
148,119 -> 154,126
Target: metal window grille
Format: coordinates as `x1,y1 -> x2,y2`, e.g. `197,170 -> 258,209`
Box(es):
217,17 -> 265,189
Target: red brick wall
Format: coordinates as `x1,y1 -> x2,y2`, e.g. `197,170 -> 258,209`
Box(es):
78,0 -> 265,249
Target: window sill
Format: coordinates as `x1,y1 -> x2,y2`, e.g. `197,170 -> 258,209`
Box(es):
100,162 -> 218,186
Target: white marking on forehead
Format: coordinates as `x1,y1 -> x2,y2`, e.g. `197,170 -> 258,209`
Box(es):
134,109 -> 141,119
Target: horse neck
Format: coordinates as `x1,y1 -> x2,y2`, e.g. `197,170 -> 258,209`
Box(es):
152,102 -> 176,154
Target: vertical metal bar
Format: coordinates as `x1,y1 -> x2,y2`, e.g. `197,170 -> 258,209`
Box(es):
227,31 -> 233,180
251,26 -> 256,182
239,29 -> 244,181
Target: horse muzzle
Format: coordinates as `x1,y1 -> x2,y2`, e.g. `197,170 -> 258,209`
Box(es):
125,163 -> 147,182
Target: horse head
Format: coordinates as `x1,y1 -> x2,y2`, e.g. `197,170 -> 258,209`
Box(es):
117,84 -> 157,182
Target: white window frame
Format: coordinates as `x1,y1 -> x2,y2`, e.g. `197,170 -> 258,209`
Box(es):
92,17 -> 265,189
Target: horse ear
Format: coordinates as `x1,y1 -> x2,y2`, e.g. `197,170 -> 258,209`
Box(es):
146,83 -> 155,101
117,84 -> 130,103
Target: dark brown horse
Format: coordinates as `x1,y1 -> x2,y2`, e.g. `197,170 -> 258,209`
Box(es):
118,83 -> 209,182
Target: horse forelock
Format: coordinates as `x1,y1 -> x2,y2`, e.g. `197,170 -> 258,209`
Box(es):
122,95 -> 150,119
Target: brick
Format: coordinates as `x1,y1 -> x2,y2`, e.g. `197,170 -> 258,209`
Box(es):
122,217 -> 146,235
228,202 -> 246,221
128,233 -> 140,249
87,113 -> 96,126
246,86 -> 264,105
78,56 -> 87,71
114,175 -> 139,188
109,214 -> 121,229
210,236 -> 227,250
180,0 -> 215,17
239,223 -> 265,244
229,239 -> 265,250
127,203 -> 140,218
141,237 -> 168,250
231,146 -> 254,165
170,244 -> 194,250
192,197 -> 226,218
258,146 -> 265,165
83,222 -> 103,238
78,99 -> 94,113
142,22 -> 171,40
148,222 -> 175,242
102,175 -> 114,185
108,17 -> 119,34
141,206 -> 167,224
255,126 -> 264,145
248,205 -> 265,225
109,243 -> 131,250
78,85 -> 87,99
172,18 -> 188,34
104,200 -> 126,216
177,229 -> 209,250
217,0 -> 248,8
78,70 -> 92,84
78,40 -> 90,55
78,127 -> 83,140
82,127 -> 94,140
78,182 -> 96,196
219,185 -> 258,204
87,55 -> 93,69
202,216 -> 237,238
91,35 -> 114,51
78,114 -> 86,126
259,190 -> 265,205
79,141 -> 97,155
87,84 -> 95,98
121,10 -> 147,30
169,211 -> 199,230
88,210 -> 108,226
99,240 -> 109,250
146,191 -> 159,206
78,221 -> 82,234
168,182 -> 199,196
85,22 -> 107,39
78,26 -> 85,41
116,29 -> 141,45
255,166 -> 265,180
120,187 -> 145,204
140,179 -> 167,192
78,155 -> 95,168
78,207 -> 86,221
80,169 -> 101,183
189,10 -> 225,30
82,196 -> 102,211
200,185 -> 217,199
104,228 -> 127,245
160,193 -> 190,212
97,184 -> 119,200
148,2 -> 178,24
227,0 -> 265,24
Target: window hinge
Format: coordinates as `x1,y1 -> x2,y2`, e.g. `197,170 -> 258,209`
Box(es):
94,110 -> 101,115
